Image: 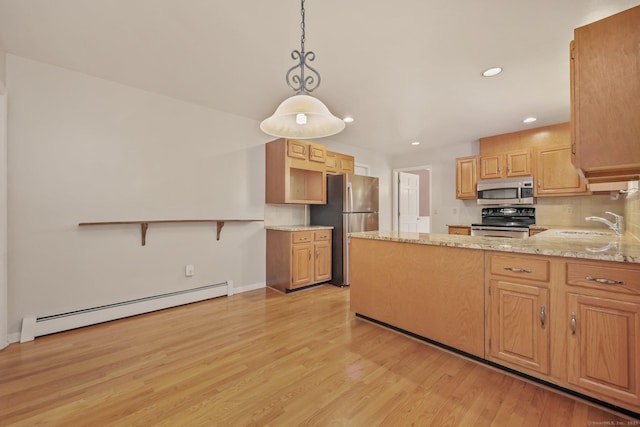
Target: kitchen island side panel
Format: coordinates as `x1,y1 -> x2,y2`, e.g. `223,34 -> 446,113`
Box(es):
349,237 -> 485,358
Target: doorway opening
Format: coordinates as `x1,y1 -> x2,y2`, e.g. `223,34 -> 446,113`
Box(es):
392,166 -> 432,233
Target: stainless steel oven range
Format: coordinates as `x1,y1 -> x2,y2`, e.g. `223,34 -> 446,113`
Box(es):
470,206 -> 535,238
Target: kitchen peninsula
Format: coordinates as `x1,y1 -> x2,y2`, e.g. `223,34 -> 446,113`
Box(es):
349,230 -> 640,416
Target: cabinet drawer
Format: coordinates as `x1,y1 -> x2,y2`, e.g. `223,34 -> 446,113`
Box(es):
489,254 -> 550,282
314,230 -> 331,241
292,231 -> 314,244
566,261 -> 640,296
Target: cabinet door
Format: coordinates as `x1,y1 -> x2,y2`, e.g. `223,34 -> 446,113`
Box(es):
291,242 -> 313,288
535,145 -> 587,196
287,139 -> 308,160
567,293 -> 640,408
448,226 -> 470,235
506,150 -> 531,177
572,6 -> 640,180
308,143 -> 326,163
489,280 -> 550,375
479,154 -> 504,179
314,240 -> 332,282
325,152 -> 338,174
338,155 -> 355,174
456,156 -> 477,199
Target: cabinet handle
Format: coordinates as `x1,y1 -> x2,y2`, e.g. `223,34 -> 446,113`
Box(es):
308,249 -> 311,260
540,305 -> 546,327
585,276 -> 624,285
503,267 -> 532,274
315,249 -> 319,258
571,312 -> 576,335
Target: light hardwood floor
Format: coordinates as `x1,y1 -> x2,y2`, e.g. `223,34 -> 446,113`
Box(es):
0,285 -> 636,426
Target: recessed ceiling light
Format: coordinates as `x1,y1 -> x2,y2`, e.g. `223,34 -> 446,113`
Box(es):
523,117 -> 537,124
411,141 -> 420,146
482,67 -> 503,77
343,116 -> 354,123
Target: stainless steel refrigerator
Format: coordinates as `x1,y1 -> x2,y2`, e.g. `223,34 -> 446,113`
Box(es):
310,174 -> 379,287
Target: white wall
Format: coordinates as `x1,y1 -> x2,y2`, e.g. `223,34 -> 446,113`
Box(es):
392,140 -> 480,234
6,55 -> 272,337
0,46 -> 7,347
0,46 -> 6,86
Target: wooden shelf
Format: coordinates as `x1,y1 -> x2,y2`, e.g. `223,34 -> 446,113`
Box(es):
78,219 -> 263,246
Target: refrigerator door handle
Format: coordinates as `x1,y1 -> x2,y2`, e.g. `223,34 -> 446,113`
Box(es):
345,218 -> 350,286
346,181 -> 353,212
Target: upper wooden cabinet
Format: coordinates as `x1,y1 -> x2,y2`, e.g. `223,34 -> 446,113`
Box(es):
534,145 -> 588,196
571,6 -> 640,182
265,139 -> 327,204
325,151 -> 355,175
455,156 -> 478,199
479,150 -> 531,180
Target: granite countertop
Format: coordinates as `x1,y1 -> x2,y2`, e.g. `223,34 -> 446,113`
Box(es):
349,229 -> 640,264
265,225 -> 334,232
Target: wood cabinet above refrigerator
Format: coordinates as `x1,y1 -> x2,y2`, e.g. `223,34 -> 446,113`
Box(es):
265,139 -> 327,204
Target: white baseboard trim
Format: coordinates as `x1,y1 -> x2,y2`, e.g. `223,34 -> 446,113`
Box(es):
233,281 -> 266,294
20,281 -> 230,343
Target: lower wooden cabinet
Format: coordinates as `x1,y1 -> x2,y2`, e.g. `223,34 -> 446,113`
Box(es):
486,254 -> 551,376
566,293 -> 640,408
489,280 -> 550,375
485,253 -> 640,413
448,225 -> 471,235
267,229 -> 332,292
350,238 -> 485,358
564,260 -> 640,410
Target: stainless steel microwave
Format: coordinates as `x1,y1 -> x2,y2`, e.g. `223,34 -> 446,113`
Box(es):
477,177 -> 535,205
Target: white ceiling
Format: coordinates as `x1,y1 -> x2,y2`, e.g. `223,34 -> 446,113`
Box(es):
1,0 -> 639,156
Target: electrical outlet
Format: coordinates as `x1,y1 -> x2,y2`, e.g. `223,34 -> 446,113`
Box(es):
566,206 -> 574,215
185,264 -> 195,277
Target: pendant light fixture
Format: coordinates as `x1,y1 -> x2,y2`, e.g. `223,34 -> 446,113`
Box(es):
260,0 -> 345,139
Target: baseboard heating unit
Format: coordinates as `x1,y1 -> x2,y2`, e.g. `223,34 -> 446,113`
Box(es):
20,281 -> 233,343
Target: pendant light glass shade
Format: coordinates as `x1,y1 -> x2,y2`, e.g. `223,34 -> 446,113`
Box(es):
260,94 -> 345,139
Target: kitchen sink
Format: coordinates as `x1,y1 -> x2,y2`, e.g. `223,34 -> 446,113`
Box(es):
537,229 -> 617,238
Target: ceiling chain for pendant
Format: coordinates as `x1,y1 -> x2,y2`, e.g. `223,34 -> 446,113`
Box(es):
286,0 -> 321,95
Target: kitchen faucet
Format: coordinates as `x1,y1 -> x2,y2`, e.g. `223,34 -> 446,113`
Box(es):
584,211 -> 623,236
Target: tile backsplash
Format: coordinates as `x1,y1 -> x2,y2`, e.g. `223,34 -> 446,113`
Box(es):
624,182 -> 640,239
536,194 -> 625,228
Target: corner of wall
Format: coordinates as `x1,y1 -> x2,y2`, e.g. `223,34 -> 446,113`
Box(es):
0,46 -> 6,90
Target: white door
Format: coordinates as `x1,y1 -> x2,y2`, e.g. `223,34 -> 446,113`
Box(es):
0,91 -> 6,349
399,172 -> 420,232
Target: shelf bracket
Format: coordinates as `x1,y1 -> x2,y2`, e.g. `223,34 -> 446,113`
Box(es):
141,222 -> 149,246
216,221 -> 224,240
